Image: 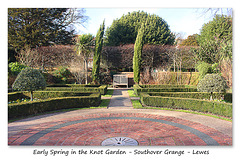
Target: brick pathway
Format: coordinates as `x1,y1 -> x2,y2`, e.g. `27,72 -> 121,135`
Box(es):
8,88 -> 232,146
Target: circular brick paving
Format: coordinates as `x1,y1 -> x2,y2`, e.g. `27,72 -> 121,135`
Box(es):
8,113 -> 232,146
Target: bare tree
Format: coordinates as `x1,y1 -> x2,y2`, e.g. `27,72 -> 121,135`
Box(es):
69,55 -> 85,84
196,8 -> 232,18
16,46 -> 39,68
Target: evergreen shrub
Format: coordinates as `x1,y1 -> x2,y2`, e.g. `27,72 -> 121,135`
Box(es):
8,93 -> 101,119
53,66 -> 72,83
8,62 -> 27,76
147,92 -> 232,103
140,93 -> 232,117
197,74 -> 227,93
45,84 -> 107,95
196,61 -> 212,80
133,84 -> 197,96
12,68 -> 46,100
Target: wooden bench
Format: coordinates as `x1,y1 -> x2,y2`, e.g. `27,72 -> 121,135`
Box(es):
113,74 -> 128,88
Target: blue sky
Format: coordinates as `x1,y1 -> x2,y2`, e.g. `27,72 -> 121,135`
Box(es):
76,8 -> 231,39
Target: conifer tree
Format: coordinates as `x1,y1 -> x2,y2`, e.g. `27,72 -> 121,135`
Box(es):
8,8 -> 87,50
105,11 -> 175,46
92,20 -> 105,84
133,23 -> 145,84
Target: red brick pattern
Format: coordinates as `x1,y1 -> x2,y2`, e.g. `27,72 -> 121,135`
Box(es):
8,113 -> 232,146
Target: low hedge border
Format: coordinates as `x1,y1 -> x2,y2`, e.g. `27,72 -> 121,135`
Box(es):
140,84 -> 186,88
8,93 -> 101,119
45,84 -> 107,95
140,93 -> 232,118
147,92 -> 232,103
8,91 -> 96,101
133,84 -> 197,96
8,92 -> 30,102
47,84 -> 102,88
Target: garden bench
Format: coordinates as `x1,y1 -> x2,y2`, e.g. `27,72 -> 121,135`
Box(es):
113,74 -> 128,88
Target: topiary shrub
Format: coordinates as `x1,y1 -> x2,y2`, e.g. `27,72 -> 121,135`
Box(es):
197,74 -> 227,93
12,68 -> 46,101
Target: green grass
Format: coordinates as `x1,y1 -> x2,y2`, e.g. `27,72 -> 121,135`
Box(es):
128,90 -> 138,97
131,99 -> 143,108
91,99 -> 110,108
102,89 -> 114,97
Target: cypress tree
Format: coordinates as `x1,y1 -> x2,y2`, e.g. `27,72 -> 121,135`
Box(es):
92,20 -> 105,84
133,23 -> 145,84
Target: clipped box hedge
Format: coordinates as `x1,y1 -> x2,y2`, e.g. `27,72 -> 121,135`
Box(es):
45,84 -> 107,95
147,92 -> 232,103
133,84 -> 197,96
8,92 -> 30,102
8,93 -> 101,119
140,84 -> 186,88
8,91 -> 95,101
140,93 -> 232,118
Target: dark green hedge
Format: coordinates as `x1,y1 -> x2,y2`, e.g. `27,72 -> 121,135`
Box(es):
8,91 -> 95,101
8,92 -> 30,102
140,93 -> 232,118
29,91 -> 93,99
133,84 -> 197,96
140,84 -> 186,88
47,84 -> 102,88
8,93 -> 101,119
45,85 -> 107,95
147,92 -> 232,103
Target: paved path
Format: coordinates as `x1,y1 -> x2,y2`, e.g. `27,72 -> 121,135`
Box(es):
8,88 -> 232,146
107,88 -> 133,109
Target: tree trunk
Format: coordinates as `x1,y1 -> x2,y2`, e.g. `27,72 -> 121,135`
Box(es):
173,59 -> 176,72
85,58 -> 88,84
30,91 -> 33,101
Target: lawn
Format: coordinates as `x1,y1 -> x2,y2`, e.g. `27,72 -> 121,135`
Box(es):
128,89 -> 138,97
